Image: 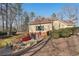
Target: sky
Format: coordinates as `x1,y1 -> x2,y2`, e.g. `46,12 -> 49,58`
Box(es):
22,3 -> 79,17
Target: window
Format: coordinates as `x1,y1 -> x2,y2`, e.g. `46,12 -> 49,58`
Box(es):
36,26 -> 44,31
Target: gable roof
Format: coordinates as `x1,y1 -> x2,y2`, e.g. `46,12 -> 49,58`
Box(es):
58,20 -> 74,26
30,17 -> 55,25
29,17 -> 74,26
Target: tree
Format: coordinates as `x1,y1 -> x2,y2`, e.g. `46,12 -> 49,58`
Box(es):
62,6 -> 79,26
56,12 -> 64,20
8,4 -> 17,35
0,3 -> 23,35
0,4 -> 5,32
5,3 -> 9,33
51,13 -> 57,30
15,3 -> 22,32
30,12 -> 35,21
51,13 -> 57,20
21,11 -> 30,32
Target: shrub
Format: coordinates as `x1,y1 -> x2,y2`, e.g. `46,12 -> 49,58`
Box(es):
52,27 -> 79,39
52,28 -> 74,39
11,28 -> 17,35
71,27 -> 79,35
0,32 -> 7,36
59,28 -> 73,37
11,32 -> 16,35
52,30 -> 60,39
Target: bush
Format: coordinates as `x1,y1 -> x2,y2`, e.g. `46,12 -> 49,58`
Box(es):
11,28 -> 17,35
52,28 -> 74,39
71,27 -> 79,35
59,28 -> 72,37
11,32 -> 16,35
52,30 -> 60,39
0,31 -> 16,36
0,32 -> 7,36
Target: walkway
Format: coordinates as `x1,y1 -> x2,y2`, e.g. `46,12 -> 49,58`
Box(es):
22,36 -> 51,56
0,46 -> 12,56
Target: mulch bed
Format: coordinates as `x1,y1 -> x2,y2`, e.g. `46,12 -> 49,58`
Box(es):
33,35 -> 79,56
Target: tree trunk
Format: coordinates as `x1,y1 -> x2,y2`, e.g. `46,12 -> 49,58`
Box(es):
2,16 -> 5,32
9,22 -> 12,35
5,3 -> 9,34
1,4 -> 5,32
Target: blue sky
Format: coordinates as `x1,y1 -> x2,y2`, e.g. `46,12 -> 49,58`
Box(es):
22,3 -> 79,17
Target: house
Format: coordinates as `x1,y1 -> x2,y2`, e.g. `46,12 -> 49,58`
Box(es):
29,17 -> 74,36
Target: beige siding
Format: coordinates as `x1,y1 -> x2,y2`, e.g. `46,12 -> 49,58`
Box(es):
29,23 -> 52,33
29,20 -> 74,33
29,25 -> 36,33
53,20 -> 73,30
53,20 -> 67,30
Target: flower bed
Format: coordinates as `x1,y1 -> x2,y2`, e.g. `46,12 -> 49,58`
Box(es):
12,40 -> 37,53
21,36 -> 31,42
0,32 -> 47,55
